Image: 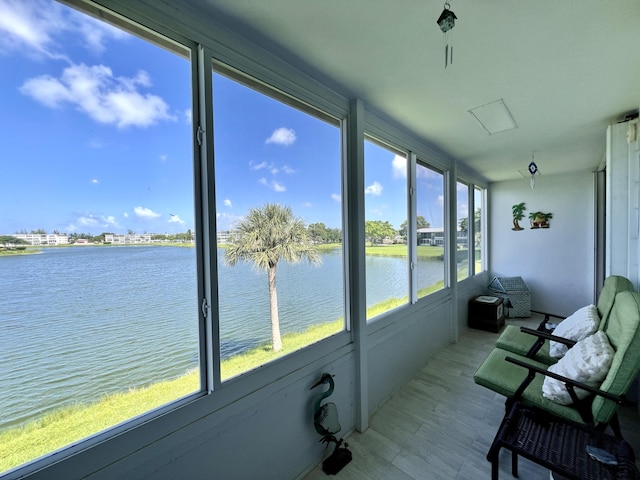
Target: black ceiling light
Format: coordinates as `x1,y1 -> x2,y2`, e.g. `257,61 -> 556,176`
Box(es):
437,2 -> 457,68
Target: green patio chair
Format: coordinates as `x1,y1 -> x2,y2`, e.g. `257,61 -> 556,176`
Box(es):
474,290 -> 640,436
494,275 -> 634,365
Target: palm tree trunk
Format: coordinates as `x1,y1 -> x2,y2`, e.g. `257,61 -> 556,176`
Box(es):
268,264 -> 283,352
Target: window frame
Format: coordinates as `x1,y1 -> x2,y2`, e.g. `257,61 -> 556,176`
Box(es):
208,58 -> 350,384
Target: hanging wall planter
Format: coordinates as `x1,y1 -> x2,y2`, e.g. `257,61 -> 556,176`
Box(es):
529,211 -> 553,229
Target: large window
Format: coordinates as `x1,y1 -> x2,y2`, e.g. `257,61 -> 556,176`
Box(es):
364,139 -> 408,321
415,162 -> 445,297
212,70 -> 345,380
474,186 -> 485,273
0,1 -> 199,474
456,181 -> 470,281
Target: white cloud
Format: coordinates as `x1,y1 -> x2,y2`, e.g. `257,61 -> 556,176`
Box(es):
168,214 -> 185,224
250,161 -> 268,170
20,63 -> 175,128
223,198 -> 232,207
159,154 -> 168,162
216,212 -> 242,231
0,0 -> 127,59
103,216 -> 118,227
258,178 -> 286,192
365,181 -> 383,196
392,155 -> 406,178
331,193 -> 341,202
371,207 -> 386,217
133,206 -> 161,219
91,178 -> 99,184
282,165 -> 295,174
303,202 -> 313,208
265,127 -> 296,146
437,195 -> 444,207
457,201 -> 469,218
88,138 -> 104,149
123,212 -> 129,218
183,108 -> 192,124
67,213 -> 121,231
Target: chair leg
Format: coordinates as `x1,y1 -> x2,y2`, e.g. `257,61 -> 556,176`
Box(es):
491,459 -> 499,480
511,451 -> 518,478
610,412 -> 623,438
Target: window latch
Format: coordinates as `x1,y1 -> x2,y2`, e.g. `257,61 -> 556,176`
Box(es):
196,125 -> 204,146
201,298 -> 209,317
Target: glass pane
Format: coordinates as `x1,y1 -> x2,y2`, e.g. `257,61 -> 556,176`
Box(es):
474,187 -> 484,273
212,71 -> 344,380
416,162 -> 445,298
0,2 -> 198,474
364,140 -> 408,321
456,181 -> 470,281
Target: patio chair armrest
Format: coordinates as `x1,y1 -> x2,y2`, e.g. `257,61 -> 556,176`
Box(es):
505,355 -> 624,404
519,327 -> 577,347
530,309 -> 567,323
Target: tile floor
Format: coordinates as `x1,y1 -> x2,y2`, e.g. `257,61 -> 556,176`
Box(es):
303,317 -> 640,479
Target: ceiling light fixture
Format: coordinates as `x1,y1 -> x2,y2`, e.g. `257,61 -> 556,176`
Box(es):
468,99 -> 518,135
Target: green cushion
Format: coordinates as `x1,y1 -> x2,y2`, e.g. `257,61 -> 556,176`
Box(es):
593,291 -> 640,424
596,275 -> 634,330
494,275 -> 633,364
473,348 -> 585,424
495,325 -> 554,363
475,290 -> 640,429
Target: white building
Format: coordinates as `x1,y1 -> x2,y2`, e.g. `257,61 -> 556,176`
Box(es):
12,233 -> 69,246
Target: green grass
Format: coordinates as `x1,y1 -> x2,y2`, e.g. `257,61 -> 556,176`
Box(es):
0,319 -> 344,473
365,244 -> 446,258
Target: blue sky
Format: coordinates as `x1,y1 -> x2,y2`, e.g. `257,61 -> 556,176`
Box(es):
0,0 -> 453,236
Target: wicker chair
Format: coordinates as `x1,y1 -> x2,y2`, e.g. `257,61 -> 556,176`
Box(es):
494,275 -> 634,365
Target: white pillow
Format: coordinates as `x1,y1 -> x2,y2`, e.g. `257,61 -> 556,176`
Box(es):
542,331 -> 614,405
549,304 -> 599,358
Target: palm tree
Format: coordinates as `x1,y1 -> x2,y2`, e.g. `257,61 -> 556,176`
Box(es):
223,203 -> 320,352
512,203 -> 526,231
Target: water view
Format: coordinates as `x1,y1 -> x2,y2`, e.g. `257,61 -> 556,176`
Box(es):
0,245 -> 444,432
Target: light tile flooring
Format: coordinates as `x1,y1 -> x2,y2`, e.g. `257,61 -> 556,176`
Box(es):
303,317 -> 640,480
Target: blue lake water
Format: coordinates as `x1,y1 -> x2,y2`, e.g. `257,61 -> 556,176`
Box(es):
0,245 -> 443,430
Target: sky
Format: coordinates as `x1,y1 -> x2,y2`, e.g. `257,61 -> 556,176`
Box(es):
0,0 -> 459,237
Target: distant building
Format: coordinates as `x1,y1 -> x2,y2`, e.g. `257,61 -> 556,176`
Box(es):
417,228 -> 467,246
12,234 -> 69,246
104,234 -> 152,244
217,230 -> 232,244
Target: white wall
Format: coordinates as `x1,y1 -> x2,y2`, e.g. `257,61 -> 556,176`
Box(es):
489,171 -> 595,316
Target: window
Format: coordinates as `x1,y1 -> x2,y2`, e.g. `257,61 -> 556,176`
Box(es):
456,181 -> 470,281
364,139 -> 408,321
0,1 -> 198,474
212,70 -> 345,380
415,162 -> 445,298
474,186 -> 485,273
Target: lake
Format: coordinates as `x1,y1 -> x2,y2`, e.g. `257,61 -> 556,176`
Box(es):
0,245 -> 443,431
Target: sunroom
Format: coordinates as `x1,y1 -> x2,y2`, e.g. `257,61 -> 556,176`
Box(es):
1,1 -> 639,479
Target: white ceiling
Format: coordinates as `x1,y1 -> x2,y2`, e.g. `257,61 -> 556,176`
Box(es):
195,0 -> 640,182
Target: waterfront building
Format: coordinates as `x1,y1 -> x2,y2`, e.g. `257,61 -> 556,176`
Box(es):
11,233 -> 69,246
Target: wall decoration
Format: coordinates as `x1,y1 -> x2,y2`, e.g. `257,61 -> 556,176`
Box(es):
511,202 -> 526,231
528,152 -> 539,189
529,211 -> 553,229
